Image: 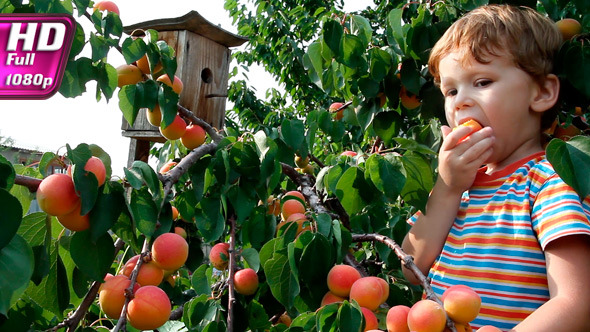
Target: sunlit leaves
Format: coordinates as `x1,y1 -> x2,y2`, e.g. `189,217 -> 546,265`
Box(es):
546,136 -> 590,198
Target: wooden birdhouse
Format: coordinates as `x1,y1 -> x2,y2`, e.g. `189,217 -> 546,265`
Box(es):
120,11 -> 248,164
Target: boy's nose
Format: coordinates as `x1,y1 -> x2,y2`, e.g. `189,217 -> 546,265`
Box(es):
454,89 -> 474,111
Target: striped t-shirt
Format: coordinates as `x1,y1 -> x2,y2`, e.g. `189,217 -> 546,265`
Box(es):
409,152 -> 590,330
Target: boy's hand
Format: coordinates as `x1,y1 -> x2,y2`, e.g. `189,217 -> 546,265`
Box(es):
438,124 -> 494,194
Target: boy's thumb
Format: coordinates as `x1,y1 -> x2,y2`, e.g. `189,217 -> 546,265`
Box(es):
441,125 -> 452,138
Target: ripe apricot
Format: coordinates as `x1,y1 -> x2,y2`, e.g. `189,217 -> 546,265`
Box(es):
366,276 -> 389,304
116,64 -> 142,87
349,277 -> 384,311
171,206 -> 179,220
386,305 -> 411,332
160,114 -> 187,140
280,199 -> 306,221
556,18 -> 582,41
361,307 -> 379,331
181,124 -> 207,150
277,313 -> 292,327
209,242 -> 230,270
320,291 -> 346,306
330,102 -> 345,120
327,264 -> 362,297
341,151 -> 357,157
146,105 -> 162,126
442,285 -> 481,324
475,326 -> 502,332
156,74 -> 183,95
264,195 -> 281,216
37,173 -> 80,216
56,203 -> 90,232
151,233 -> 189,271
284,190 -> 305,201
136,54 -> 163,76
400,86 -> 421,109
407,299 -> 447,332
93,0 -> 119,14
127,285 -> 171,330
159,160 -> 177,174
454,119 -> 483,142
82,156 -> 107,186
234,268 -> 259,295
174,226 -> 187,239
120,255 -> 164,286
295,155 -> 310,168
98,275 -> 140,319
277,212 -> 309,236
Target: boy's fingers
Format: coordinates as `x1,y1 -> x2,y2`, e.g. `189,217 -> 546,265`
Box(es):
441,125 -> 452,138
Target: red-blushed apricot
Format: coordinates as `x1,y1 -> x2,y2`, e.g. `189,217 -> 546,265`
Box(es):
156,74 -> 183,94
277,213 -> 309,236
556,18 -> 582,41
454,119 -> 483,143
136,55 -> 163,76
37,173 -> 80,216
320,291 -> 346,306
407,299 -> 447,332
93,0 -> 119,14
341,151 -> 357,157
56,203 -> 90,232
284,190 -> 305,201
116,64 -> 142,87
174,226 -> 187,239
280,199 -> 306,221
82,156 -> 107,186
146,104 -> 162,126
127,285 -> 171,330
159,160 -> 177,174
98,275 -> 140,319
171,206 -> 179,220
366,276 -> 389,304
234,268 -> 259,295
361,307 -> 379,331
151,233 -> 189,271
386,305 -> 411,332
475,326 -> 502,332
181,124 -> 207,150
349,277 -> 384,311
327,264 -> 362,297
160,114 -> 187,141
330,102 -> 344,120
209,242 -> 230,270
442,285 -> 481,324
400,86 -> 421,109
120,255 -> 164,286
295,155 -> 309,168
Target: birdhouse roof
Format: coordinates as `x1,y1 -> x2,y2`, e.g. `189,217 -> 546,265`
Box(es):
123,10 -> 248,48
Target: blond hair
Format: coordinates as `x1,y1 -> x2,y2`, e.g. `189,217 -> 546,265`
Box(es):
428,5 -> 562,85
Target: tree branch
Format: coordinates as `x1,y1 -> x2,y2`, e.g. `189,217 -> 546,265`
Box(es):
161,143 -> 217,197
177,104 -> 224,143
14,174 -> 42,192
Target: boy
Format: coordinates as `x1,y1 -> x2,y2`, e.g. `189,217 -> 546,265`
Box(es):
401,5 -> 590,331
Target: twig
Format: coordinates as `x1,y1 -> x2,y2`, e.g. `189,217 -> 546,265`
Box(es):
177,104 -> 224,143
14,174 -> 42,192
351,233 -> 457,332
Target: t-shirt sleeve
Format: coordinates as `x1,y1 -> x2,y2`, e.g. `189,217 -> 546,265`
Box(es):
407,211 -> 422,226
531,174 -> 590,250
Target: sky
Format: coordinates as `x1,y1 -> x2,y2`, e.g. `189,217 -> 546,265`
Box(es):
1,1 -> 374,176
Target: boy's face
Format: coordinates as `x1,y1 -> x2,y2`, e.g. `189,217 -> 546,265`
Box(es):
438,51 -> 545,167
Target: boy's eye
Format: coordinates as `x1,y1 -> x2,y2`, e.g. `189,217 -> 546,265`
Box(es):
475,79 -> 492,87
444,89 -> 457,97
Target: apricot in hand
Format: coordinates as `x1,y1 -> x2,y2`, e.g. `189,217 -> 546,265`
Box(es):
454,119 -> 483,142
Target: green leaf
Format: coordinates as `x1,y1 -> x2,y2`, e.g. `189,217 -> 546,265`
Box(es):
129,188 -> 159,238
316,303 -> 339,332
546,136 -> 590,198
563,43 -> 590,98
366,154 -> 406,201
369,48 -> 392,82
229,142 -> 261,177
341,34 -> 366,69
159,84 -> 180,129
337,301 -> 363,332
401,152 -> 434,212
400,58 -> 421,96
0,188 -> 22,250
183,295 -> 220,330
323,20 -> 343,57
263,248 -> 300,310
387,9 -> 405,52
280,119 -> 306,152
241,247 -> 260,272
298,233 -> 332,285
191,264 -> 212,296
122,37 -> 147,64
355,100 -> 378,132
17,212 -> 50,284
335,167 -> 372,216
0,235 -> 34,316
248,300 -> 271,330
38,152 -> 59,178
0,154 -> 15,190
98,62 -> 118,101
89,181 -> 124,242
129,160 -> 161,199
373,110 -> 402,145
119,84 -> 140,126
195,197 -> 225,242
351,15 -> 372,48
10,165 -> 40,216
70,231 -> 114,281
89,33 -> 109,62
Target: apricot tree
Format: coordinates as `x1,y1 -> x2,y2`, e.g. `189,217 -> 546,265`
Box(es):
1,0 -> 590,331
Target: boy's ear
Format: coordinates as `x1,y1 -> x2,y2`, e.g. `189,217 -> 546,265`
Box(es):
531,74 -> 560,113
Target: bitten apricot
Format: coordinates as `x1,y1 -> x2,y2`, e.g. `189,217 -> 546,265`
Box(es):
361,307 -> 379,331
93,0 -> 119,14
181,124 -> 207,150
327,264 -> 362,297
407,299 -> 447,332
56,203 -> 90,231
234,268 -> 259,295
120,255 -> 164,286
151,233 -> 189,271
209,242 -> 230,270
127,285 -> 171,330
454,119 -> 483,143
156,74 -> 183,94
320,291 -> 346,306
37,173 -> 80,216
160,114 -> 187,141
116,64 -> 143,87
280,199 -> 306,221
349,277 -> 384,311
386,305 -> 411,332
442,285 -> 481,324
98,275 -> 140,319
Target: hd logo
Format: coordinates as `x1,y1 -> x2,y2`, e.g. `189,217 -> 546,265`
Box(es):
0,14 -> 75,99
